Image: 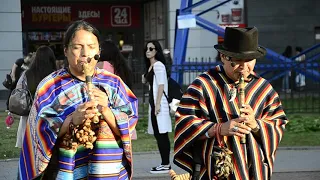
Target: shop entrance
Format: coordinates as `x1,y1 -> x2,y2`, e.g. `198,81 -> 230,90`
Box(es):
101,30 -> 143,60
25,31 -> 64,58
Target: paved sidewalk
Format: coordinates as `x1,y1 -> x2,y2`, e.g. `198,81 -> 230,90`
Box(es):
1,147 -> 320,180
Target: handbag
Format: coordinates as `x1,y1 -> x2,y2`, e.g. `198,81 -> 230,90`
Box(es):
2,74 -> 13,89
166,78 -> 182,115
9,87 -> 33,116
154,74 -> 182,115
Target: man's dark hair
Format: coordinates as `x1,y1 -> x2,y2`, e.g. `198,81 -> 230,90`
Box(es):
63,20 -> 101,48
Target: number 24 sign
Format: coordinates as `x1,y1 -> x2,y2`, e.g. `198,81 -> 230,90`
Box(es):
111,6 -> 131,27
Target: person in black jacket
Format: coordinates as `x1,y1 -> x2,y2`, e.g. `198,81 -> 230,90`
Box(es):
5,53 -> 34,111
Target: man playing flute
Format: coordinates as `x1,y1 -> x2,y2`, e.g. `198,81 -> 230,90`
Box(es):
173,27 -> 288,179
18,20 -> 138,180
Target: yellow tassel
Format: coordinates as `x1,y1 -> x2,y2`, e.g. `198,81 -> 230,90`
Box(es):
169,170 -> 178,179
169,170 -> 191,180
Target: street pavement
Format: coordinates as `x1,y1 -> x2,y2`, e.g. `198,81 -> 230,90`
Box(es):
1,147 -> 320,180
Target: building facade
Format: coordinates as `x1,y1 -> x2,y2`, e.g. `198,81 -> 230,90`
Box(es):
247,0 -> 320,54
0,0 -> 23,96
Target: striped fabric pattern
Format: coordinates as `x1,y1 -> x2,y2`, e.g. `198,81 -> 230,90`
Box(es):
18,68 -> 138,180
173,65 -> 288,180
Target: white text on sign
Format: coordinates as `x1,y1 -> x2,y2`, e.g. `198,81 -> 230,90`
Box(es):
111,6 -> 131,27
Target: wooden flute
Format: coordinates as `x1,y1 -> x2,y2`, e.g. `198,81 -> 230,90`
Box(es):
62,63 -> 99,150
83,63 -> 99,123
239,74 -> 246,144
70,63 -> 99,150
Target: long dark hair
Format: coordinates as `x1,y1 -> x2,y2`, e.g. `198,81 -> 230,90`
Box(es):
143,40 -> 166,74
63,20 -> 101,48
25,46 -> 57,96
282,45 -> 292,58
296,46 -> 303,53
99,40 -> 133,88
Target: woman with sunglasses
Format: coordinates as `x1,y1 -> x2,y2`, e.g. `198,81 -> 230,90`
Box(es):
142,40 -> 172,174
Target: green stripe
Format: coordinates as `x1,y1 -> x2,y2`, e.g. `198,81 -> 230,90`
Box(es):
96,140 -> 121,148
59,146 -> 86,157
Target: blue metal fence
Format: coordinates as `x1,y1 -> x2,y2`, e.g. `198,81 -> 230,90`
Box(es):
132,61 -> 320,114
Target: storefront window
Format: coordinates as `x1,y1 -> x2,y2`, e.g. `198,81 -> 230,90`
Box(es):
144,0 -> 167,49
28,32 -> 64,41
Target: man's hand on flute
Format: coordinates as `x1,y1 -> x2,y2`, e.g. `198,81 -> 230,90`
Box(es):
239,104 -> 258,130
89,88 -> 121,136
220,118 -> 251,138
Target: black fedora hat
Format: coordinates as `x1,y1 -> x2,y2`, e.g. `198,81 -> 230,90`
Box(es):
214,27 -> 266,59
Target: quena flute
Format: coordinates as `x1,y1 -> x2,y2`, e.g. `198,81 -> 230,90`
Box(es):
62,63 -> 99,150
71,63 -> 99,149
83,63 -> 100,124
239,74 -> 246,144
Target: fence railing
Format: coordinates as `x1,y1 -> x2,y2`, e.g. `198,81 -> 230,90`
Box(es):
131,61 -> 320,115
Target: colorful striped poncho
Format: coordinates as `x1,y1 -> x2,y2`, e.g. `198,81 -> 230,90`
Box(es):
173,65 -> 288,180
18,68 -> 138,180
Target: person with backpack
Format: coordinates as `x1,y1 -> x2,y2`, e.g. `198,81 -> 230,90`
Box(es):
142,40 -> 172,174
5,53 -> 34,111
15,46 -> 57,148
10,53 -> 34,85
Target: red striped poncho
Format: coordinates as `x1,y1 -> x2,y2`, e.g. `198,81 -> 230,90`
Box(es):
173,65 -> 288,180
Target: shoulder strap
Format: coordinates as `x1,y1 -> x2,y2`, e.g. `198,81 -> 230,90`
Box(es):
24,72 -> 34,101
163,91 -> 169,102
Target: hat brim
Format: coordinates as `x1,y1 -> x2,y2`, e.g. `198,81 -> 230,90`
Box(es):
214,44 -> 267,59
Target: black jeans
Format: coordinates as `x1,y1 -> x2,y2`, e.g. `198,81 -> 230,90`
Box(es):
150,103 -> 171,165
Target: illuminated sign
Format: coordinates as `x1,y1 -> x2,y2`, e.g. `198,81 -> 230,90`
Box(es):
31,6 -> 71,23
22,4 -> 140,29
78,11 -> 100,19
111,6 -> 131,27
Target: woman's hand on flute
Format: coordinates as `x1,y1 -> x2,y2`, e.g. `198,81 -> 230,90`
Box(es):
220,117 -> 251,138
239,104 -> 258,129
